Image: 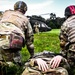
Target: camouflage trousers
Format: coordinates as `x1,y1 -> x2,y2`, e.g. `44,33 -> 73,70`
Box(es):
21,56 -> 69,75
0,61 -> 23,75
67,50 -> 75,75
22,66 -> 68,75
0,50 -> 23,75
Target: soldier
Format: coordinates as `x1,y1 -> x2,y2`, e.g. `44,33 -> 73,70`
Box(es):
0,11 -> 3,20
59,5 -> 75,74
22,51 -> 69,75
0,1 -> 34,75
33,22 -> 39,34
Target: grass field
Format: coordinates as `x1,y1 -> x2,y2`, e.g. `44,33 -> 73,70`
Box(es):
21,29 -> 61,62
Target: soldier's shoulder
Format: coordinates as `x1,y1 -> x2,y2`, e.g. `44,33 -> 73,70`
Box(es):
4,9 -> 13,12
3,9 -> 13,15
61,20 -> 68,28
24,16 -> 29,21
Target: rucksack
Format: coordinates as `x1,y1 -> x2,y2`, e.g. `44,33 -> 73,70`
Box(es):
0,32 -> 24,51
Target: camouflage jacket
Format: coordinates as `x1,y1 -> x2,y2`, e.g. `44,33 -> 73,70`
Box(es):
59,15 -> 75,66
0,10 -> 34,56
1,10 -> 34,46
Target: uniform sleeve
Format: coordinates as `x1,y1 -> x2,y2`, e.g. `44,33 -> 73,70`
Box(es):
60,21 -> 68,35
29,58 -> 36,67
25,21 -> 34,57
59,22 -> 68,42
59,22 -> 68,57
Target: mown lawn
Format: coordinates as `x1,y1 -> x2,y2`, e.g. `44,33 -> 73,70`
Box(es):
21,29 -> 61,62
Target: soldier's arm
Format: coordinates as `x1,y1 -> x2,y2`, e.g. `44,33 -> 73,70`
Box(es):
25,21 -> 34,57
59,33 -> 66,49
59,23 -> 69,58
59,22 -> 69,49
29,58 -> 49,72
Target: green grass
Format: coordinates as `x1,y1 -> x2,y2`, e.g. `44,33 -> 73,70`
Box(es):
21,29 -> 60,62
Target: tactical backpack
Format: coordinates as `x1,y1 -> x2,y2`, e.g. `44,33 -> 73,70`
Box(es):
0,32 -> 23,51
0,22 -> 25,52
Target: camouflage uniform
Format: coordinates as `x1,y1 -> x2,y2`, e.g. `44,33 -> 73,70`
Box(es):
22,51 -> 69,75
0,10 -> 34,75
33,22 -> 39,34
59,15 -> 75,74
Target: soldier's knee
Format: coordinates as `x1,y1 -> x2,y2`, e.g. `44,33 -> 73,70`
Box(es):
56,67 -> 69,75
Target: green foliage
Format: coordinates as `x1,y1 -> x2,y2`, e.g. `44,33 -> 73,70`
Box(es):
46,17 -> 65,29
34,29 -> 60,53
49,21 -> 57,29
21,47 -> 30,62
21,29 -> 60,62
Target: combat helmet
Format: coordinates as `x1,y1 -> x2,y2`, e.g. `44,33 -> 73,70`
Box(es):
14,1 -> 27,14
64,5 -> 75,18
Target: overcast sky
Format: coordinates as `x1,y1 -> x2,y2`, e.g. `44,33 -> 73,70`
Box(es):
0,0 -> 75,19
